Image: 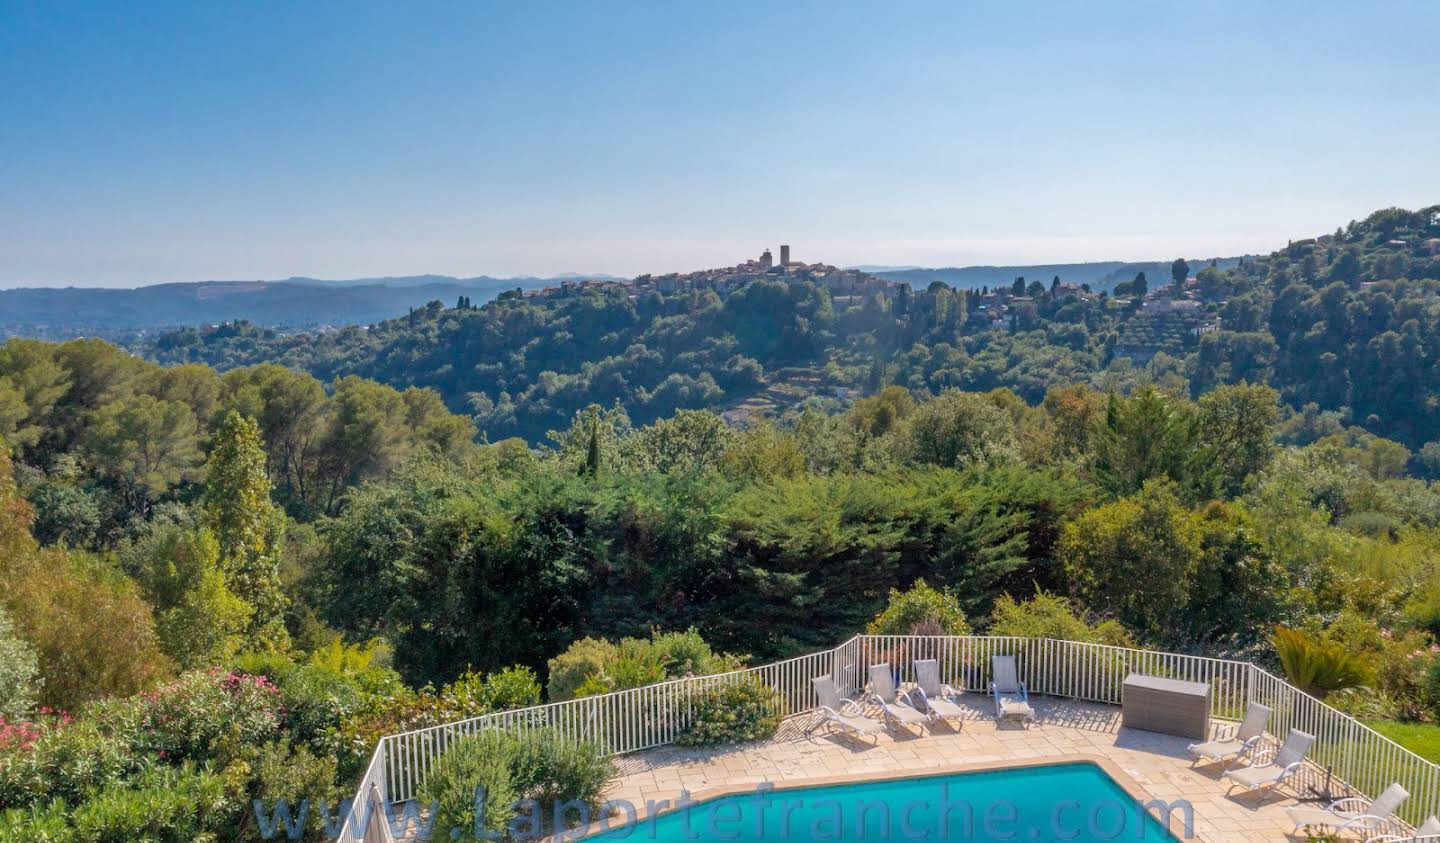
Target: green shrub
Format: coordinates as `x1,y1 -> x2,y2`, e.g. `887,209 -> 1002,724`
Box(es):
1424,656 -> 1440,715
69,766 -> 229,842
233,657 -> 364,750
866,579 -> 971,635
508,729 -> 614,811
676,679 -> 782,747
417,731 -> 517,843
336,664 -> 543,784
419,728 -> 614,841
1,767 -> 230,843
0,799 -> 72,842
90,670 -> 284,768
0,608 -> 39,721
441,665 -> 542,715
648,629 -> 742,678
546,630 -> 742,702
0,722 -> 140,810
603,641 -> 667,692
987,591 -> 1134,646
546,638 -> 617,702
1338,510 -> 1401,540
241,740 -> 343,842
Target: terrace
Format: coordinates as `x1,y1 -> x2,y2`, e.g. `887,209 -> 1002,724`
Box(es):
340,637 -> 1440,842
609,698 -> 1291,841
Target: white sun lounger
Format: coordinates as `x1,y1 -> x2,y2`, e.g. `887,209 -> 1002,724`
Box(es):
990,655 -> 1035,724
868,663 -> 931,731
1287,782 -> 1409,837
1188,701 -> 1271,770
1367,815 -> 1440,842
912,658 -> 966,724
1225,729 -> 1315,795
809,675 -> 883,741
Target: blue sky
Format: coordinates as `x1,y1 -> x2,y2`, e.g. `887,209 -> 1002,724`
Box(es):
2,1 -> 1437,288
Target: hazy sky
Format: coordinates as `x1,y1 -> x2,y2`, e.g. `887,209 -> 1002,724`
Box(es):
2,1 -> 1438,288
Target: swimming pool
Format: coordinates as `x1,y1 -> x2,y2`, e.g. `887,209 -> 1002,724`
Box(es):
589,761 -> 1183,842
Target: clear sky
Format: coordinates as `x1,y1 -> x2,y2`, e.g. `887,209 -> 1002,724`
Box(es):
2,1 -> 1438,288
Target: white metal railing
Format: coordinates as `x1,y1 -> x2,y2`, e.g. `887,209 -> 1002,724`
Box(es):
336,636 -> 1440,841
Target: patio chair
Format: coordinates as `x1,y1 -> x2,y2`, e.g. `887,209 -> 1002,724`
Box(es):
989,654 -> 1035,724
1367,815 -> 1440,842
1286,782 -> 1409,837
912,658 -> 966,724
1223,729 -> 1315,796
867,663 -> 931,731
809,675 -> 883,741
1188,701 -> 1271,770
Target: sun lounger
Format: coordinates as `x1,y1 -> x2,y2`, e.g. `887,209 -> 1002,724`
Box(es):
912,658 -> 966,724
809,675 -> 884,741
1188,701 -> 1271,770
868,663 -> 931,731
1224,729 -> 1315,795
1287,782 -> 1408,837
1367,815 -> 1440,842
990,655 -> 1035,724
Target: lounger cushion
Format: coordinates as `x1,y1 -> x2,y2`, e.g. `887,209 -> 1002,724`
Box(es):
1227,764 -> 1282,789
925,696 -> 965,719
1190,738 -> 1245,760
836,712 -> 884,734
886,703 -> 929,725
998,695 -> 1033,719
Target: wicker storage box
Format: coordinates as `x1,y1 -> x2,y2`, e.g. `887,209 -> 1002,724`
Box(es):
1122,673 -> 1210,740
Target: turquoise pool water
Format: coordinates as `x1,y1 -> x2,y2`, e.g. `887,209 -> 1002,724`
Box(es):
591,762 -> 1182,842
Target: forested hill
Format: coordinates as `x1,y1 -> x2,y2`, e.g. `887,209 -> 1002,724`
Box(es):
0,274 -> 578,340
870,257 -> 1247,292
138,205 -> 1440,449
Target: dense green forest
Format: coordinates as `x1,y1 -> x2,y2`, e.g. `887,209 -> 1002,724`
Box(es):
140,206 -> 1440,452
6,357 -> 1440,837
4,205 -> 1440,839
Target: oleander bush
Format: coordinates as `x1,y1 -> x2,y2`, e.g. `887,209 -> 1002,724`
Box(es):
89,669 -> 284,768
0,799 -> 71,841
68,766 -> 230,843
0,766 -> 230,843
0,722 -> 140,811
676,678 -> 783,747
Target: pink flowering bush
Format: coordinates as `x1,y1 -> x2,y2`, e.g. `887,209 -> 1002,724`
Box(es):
0,720 -> 42,753
0,720 -> 137,810
91,669 -> 284,768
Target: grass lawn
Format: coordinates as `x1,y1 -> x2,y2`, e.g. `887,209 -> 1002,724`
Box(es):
1366,720 -> 1440,763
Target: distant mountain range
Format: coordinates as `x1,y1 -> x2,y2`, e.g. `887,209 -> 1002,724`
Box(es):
864,258 -> 1248,292
0,274 -> 625,340
0,260 -> 1248,341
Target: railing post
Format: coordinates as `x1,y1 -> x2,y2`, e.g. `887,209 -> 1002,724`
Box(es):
376,739 -> 389,807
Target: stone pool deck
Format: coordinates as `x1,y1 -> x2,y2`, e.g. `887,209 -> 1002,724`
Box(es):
604,696 -> 1354,842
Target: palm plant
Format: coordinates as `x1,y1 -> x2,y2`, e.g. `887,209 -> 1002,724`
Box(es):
1271,626 -> 1374,699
